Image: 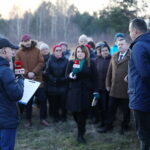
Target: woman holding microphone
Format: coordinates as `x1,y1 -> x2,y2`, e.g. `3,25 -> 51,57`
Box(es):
66,45 -> 99,144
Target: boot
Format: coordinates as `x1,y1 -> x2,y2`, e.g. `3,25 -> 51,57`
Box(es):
77,126 -> 86,144
40,119 -> 50,126
98,125 -> 113,133
98,121 -> 105,128
140,141 -> 150,150
24,120 -> 32,128
53,117 -> 59,123
77,135 -> 86,144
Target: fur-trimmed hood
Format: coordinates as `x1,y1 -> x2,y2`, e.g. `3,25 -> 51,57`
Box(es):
19,40 -> 38,50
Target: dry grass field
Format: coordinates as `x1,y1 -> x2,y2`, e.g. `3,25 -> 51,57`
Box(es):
15,108 -> 139,150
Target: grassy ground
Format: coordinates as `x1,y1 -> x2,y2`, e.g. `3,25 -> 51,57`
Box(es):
15,108 -> 139,150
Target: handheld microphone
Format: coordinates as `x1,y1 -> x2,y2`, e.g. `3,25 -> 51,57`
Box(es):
15,61 -> 25,75
72,60 -> 80,77
73,60 -> 80,68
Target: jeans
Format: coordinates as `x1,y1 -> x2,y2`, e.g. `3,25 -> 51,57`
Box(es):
0,129 -> 16,150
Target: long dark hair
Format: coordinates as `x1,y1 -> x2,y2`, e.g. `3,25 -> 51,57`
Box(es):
88,41 -> 95,49
74,45 -> 90,67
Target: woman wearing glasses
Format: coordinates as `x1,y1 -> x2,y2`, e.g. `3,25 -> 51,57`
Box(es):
45,45 -> 68,122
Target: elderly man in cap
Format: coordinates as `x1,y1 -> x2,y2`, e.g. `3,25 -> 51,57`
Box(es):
0,38 -> 24,150
15,34 -> 49,127
0,37 -> 19,70
110,33 -> 125,56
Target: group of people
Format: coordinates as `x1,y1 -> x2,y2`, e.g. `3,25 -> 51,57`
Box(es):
0,18 -> 150,150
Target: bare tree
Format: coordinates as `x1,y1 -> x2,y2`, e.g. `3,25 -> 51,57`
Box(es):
8,5 -> 22,41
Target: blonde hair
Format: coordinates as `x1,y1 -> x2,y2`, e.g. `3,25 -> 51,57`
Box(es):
74,45 -> 90,67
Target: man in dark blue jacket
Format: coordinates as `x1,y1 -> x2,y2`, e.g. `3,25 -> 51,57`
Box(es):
0,38 -> 24,150
128,18 -> 150,150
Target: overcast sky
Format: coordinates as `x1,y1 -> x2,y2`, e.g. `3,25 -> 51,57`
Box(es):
0,0 -> 149,19
0,0 -> 109,19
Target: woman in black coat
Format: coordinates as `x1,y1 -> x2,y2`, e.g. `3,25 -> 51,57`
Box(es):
95,41 -> 111,128
45,45 -> 68,122
66,45 -> 99,144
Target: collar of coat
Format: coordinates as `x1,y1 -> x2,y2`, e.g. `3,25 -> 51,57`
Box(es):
112,49 -> 130,64
0,56 -> 9,67
19,40 -> 38,51
97,55 -> 111,60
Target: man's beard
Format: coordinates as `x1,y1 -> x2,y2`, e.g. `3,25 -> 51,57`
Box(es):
22,43 -> 32,49
24,44 -> 31,48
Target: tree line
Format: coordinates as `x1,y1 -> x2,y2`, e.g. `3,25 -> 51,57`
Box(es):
0,0 -> 149,44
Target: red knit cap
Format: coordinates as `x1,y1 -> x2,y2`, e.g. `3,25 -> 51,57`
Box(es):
21,34 -> 31,41
53,45 -> 61,52
84,44 -> 91,49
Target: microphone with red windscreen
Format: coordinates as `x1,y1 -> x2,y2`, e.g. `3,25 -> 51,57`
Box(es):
15,61 -> 25,75
73,60 -> 80,69
72,60 -> 80,76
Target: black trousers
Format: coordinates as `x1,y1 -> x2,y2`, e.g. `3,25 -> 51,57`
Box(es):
72,110 -> 88,136
133,110 -> 150,150
48,94 -> 67,120
106,97 -> 130,129
89,90 -> 109,124
98,90 -> 109,124
25,87 -> 47,120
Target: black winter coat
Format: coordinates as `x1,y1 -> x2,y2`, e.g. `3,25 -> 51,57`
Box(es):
45,55 -> 68,95
94,55 -> 111,91
42,54 -> 51,82
43,54 -> 50,71
66,60 -> 98,112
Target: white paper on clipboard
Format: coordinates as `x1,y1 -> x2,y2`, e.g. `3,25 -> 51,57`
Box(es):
19,79 -> 41,105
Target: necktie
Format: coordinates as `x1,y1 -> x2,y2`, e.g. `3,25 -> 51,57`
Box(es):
119,54 -> 123,61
